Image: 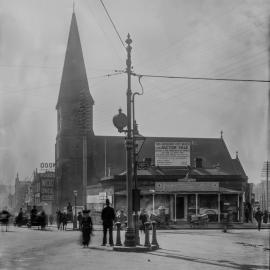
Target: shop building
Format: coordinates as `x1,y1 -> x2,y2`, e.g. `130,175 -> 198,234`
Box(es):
87,136 -> 248,223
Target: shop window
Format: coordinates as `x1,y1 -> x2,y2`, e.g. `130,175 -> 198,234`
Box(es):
195,157 -> 203,168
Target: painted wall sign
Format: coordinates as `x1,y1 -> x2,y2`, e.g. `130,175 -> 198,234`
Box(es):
155,142 -> 190,167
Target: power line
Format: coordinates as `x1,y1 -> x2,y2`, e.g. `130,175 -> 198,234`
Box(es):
99,0 -> 126,50
131,72 -> 270,83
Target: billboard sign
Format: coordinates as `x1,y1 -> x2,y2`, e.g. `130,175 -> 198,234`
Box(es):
155,142 -> 190,167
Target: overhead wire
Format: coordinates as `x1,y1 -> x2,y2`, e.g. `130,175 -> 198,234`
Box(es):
130,72 -> 269,83
98,0 -> 126,50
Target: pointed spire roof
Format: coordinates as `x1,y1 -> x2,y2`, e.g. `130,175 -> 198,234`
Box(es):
56,12 -> 94,108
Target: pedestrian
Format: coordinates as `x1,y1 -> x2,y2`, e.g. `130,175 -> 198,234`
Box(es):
139,209 -> 148,233
254,207 -> 263,231
16,208 -> 24,226
0,208 -> 11,232
116,210 -> 127,230
77,212 -> 83,231
61,212 -> 67,230
101,199 -> 115,246
40,210 -> 47,230
67,202 -> 73,222
81,209 -> 93,248
56,209 -> 62,230
31,205 -> 37,221
263,210 -> 268,224
244,205 -> 249,223
49,214 -> 54,225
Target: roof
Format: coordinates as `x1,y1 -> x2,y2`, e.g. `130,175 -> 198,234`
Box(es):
56,12 -> 94,109
232,158 -> 247,179
94,135 -> 247,179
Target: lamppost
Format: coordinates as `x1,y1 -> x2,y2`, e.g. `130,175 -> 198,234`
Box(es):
73,190 -> 78,230
113,34 -> 135,247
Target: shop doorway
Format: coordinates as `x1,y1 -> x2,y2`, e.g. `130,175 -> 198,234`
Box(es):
176,196 -> 184,219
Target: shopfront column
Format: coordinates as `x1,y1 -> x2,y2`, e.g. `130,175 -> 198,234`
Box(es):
218,193 -> 221,222
195,193 -> 198,215
237,194 -> 240,221
174,193 -> 177,222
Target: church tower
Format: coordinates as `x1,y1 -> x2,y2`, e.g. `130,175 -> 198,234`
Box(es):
55,12 -> 95,208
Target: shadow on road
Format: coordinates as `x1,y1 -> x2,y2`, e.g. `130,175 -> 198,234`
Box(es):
149,249 -> 269,270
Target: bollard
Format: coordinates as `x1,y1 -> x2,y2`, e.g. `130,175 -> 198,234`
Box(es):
144,222 -> 151,247
115,222 -> 122,246
151,221 -> 159,247
133,213 -> 140,246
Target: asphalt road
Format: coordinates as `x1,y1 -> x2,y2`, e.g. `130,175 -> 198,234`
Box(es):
0,225 -> 269,270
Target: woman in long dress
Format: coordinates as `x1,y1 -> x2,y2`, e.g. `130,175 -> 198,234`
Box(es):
81,210 -> 93,247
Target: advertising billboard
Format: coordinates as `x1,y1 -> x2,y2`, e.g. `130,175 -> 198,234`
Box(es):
155,142 -> 190,167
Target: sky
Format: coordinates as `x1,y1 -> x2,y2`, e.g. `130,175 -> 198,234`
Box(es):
0,0 -> 269,185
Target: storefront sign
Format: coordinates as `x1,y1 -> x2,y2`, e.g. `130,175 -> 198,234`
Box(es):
155,142 -> 190,167
155,182 -> 219,192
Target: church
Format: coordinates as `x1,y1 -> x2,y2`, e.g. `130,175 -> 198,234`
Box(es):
55,12 -> 249,223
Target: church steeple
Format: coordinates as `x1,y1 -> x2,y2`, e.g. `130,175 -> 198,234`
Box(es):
56,12 -> 94,109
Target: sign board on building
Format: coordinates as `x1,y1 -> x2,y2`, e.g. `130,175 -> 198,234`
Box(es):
40,162 -> 55,171
155,142 -> 190,167
155,182 -> 220,192
40,172 -> 55,201
98,192 -> 107,203
87,194 -> 112,204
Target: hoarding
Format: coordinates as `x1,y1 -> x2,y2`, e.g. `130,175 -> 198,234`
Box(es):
155,142 -> 190,167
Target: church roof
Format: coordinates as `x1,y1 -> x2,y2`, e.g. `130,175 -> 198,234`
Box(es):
94,135 -> 247,179
56,12 -> 94,109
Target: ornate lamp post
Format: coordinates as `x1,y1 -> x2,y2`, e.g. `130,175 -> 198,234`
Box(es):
113,34 -> 136,247
73,190 -> 78,230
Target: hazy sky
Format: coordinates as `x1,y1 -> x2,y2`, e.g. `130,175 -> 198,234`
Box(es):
0,0 -> 269,185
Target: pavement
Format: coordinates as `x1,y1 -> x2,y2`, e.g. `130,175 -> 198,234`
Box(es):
0,224 -> 269,270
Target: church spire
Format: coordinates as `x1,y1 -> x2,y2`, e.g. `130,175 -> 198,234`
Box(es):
56,12 -> 94,109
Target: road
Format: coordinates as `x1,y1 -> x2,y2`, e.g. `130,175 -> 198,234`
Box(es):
0,225 -> 269,270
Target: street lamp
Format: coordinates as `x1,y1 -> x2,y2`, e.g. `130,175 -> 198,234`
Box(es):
73,190 -> 78,230
112,34 -> 136,247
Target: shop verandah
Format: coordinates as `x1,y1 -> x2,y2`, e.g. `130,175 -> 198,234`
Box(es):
153,181 -> 243,223
111,182 -> 244,224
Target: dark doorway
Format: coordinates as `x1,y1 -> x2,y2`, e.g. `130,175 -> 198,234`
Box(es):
176,196 -> 184,219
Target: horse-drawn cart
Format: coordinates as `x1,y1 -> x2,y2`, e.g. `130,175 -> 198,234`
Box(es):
28,212 -> 47,230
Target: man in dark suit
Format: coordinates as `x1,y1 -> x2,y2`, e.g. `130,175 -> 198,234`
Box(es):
101,199 -> 115,246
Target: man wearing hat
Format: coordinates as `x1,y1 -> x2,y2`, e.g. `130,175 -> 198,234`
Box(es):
101,199 -> 115,246
254,207 -> 263,231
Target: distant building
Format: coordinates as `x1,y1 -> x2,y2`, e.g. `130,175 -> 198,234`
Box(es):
14,173 -> 31,212
32,170 -> 55,215
254,181 -> 270,211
